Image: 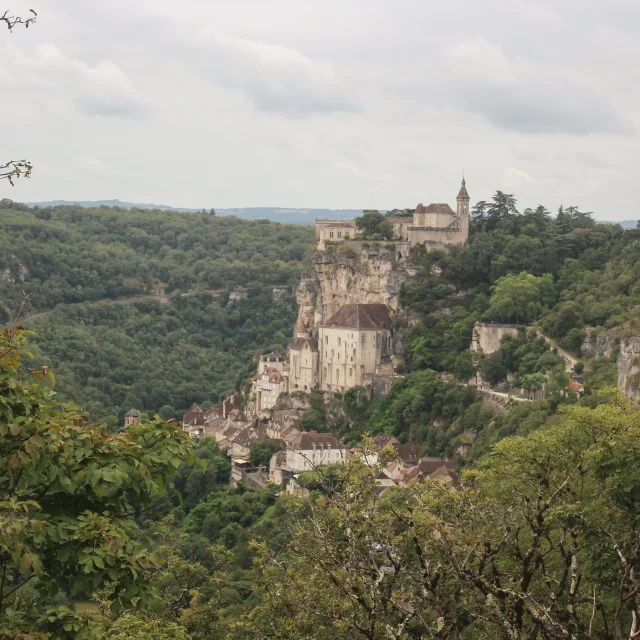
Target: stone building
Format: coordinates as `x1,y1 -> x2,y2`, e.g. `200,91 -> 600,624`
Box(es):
252,368 -> 289,418
318,304 -> 393,393
289,336 -> 319,392
124,408 -> 141,426
315,177 -> 470,253
316,220 -> 357,250
269,430 -> 347,484
257,352 -> 286,375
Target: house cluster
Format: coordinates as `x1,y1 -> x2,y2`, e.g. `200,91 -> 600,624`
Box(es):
315,177 -> 470,251
252,303 -> 395,417
177,397 -> 459,495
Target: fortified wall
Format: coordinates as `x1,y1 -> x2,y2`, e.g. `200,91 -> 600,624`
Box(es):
470,323 -> 520,356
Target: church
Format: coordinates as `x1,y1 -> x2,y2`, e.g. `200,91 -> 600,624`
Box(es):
316,177 -> 470,251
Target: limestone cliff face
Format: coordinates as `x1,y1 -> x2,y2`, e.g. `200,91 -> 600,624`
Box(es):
581,328 -> 619,359
581,328 -> 640,400
295,241 -> 415,335
617,337 -> 640,401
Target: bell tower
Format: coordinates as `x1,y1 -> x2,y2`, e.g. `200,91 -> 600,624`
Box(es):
456,175 -> 470,243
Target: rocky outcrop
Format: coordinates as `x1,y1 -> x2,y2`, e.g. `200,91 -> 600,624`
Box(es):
294,271 -> 321,335
582,328 -> 640,401
581,327 -> 620,359
294,241 -> 417,335
617,337 -> 640,401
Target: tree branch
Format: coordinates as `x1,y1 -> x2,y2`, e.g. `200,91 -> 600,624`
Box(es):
1,8 -> 37,31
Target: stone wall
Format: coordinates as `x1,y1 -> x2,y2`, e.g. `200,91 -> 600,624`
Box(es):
471,323 -> 520,356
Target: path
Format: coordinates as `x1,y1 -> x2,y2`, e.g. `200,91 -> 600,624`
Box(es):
8,284 -> 282,327
535,329 -> 579,372
463,383 -> 531,403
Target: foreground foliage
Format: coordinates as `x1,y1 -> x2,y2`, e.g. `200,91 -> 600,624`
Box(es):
0,328 -> 193,638
252,398 -> 640,639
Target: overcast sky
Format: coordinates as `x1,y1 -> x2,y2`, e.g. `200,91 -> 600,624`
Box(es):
2,0 -> 639,218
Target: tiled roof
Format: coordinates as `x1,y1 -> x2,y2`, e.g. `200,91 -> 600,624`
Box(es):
415,203 -> 456,215
373,433 -> 400,450
291,337 -> 319,351
289,430 -> 345,450
322,304 -> 392,331
416,457 -> 457,475
396,444 -> 421,464
183,411 -> 205,426
125,409 -> 140,417
322,222 -> 356,228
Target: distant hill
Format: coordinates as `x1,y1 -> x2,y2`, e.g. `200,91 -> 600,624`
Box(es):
27,200 -> 363,225
601,219 -> 638,229
27,199 -> 200,212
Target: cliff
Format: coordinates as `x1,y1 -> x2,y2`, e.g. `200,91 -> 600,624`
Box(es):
294,241 -> 416,335
582,328 -> 640,401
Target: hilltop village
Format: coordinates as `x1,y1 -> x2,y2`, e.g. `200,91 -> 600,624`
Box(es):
120,176 -> 601,495
170,180 -> 473,492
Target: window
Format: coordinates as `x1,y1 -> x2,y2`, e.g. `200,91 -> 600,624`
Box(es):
336,369 -> 340,382
323,367 -> 327,378
331,349 -> 334,358
361,334 -> 365,345
337,231 -> 342,239
329,231 -> 334,238
337,337 -> 341,346
337,352 -> 340,360
349,368 -> 352,378
325,336 -> 328,344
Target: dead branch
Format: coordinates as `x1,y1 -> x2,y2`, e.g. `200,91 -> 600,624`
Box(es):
1,8 -> 37,31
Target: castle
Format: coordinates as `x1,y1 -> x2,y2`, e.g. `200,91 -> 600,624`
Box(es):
316,177 -> 470,251
251,177 -> 472,416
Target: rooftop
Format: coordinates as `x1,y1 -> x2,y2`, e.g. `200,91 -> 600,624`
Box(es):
289,430 -> 345,450
416,203 -> 456,216
291,337 -> 319,351
322,303 -> 392,331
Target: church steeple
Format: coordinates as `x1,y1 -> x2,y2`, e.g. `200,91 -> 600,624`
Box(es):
456,175 -> 470,216
457,175 -> 469,201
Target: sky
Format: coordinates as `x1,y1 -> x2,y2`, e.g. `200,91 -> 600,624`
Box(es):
1,0 -> 639,218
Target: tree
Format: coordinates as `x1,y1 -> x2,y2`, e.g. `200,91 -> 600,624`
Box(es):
249,438 -> 284,468
251,400 -> 640,639
522,205 -> 551,232
484,191 -> 518,230
471,200 -> 488,222
355,211 -> 392,239
1,10 -> 36,187
520,371 -> 546,399
486,272 -> 543,324
0,328 -> 194,637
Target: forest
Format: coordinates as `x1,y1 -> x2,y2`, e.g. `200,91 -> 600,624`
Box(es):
0,200 -> 314,422
0,200 -> 313,317
3,327 -> 640,639
4,194 -> 640,639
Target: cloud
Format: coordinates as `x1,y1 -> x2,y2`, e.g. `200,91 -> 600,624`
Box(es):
504,167 -> 536,187
0,42 -> 148,119
189,31 -> 358,118
78,155 -> 113,177
437,37 -> 630,135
